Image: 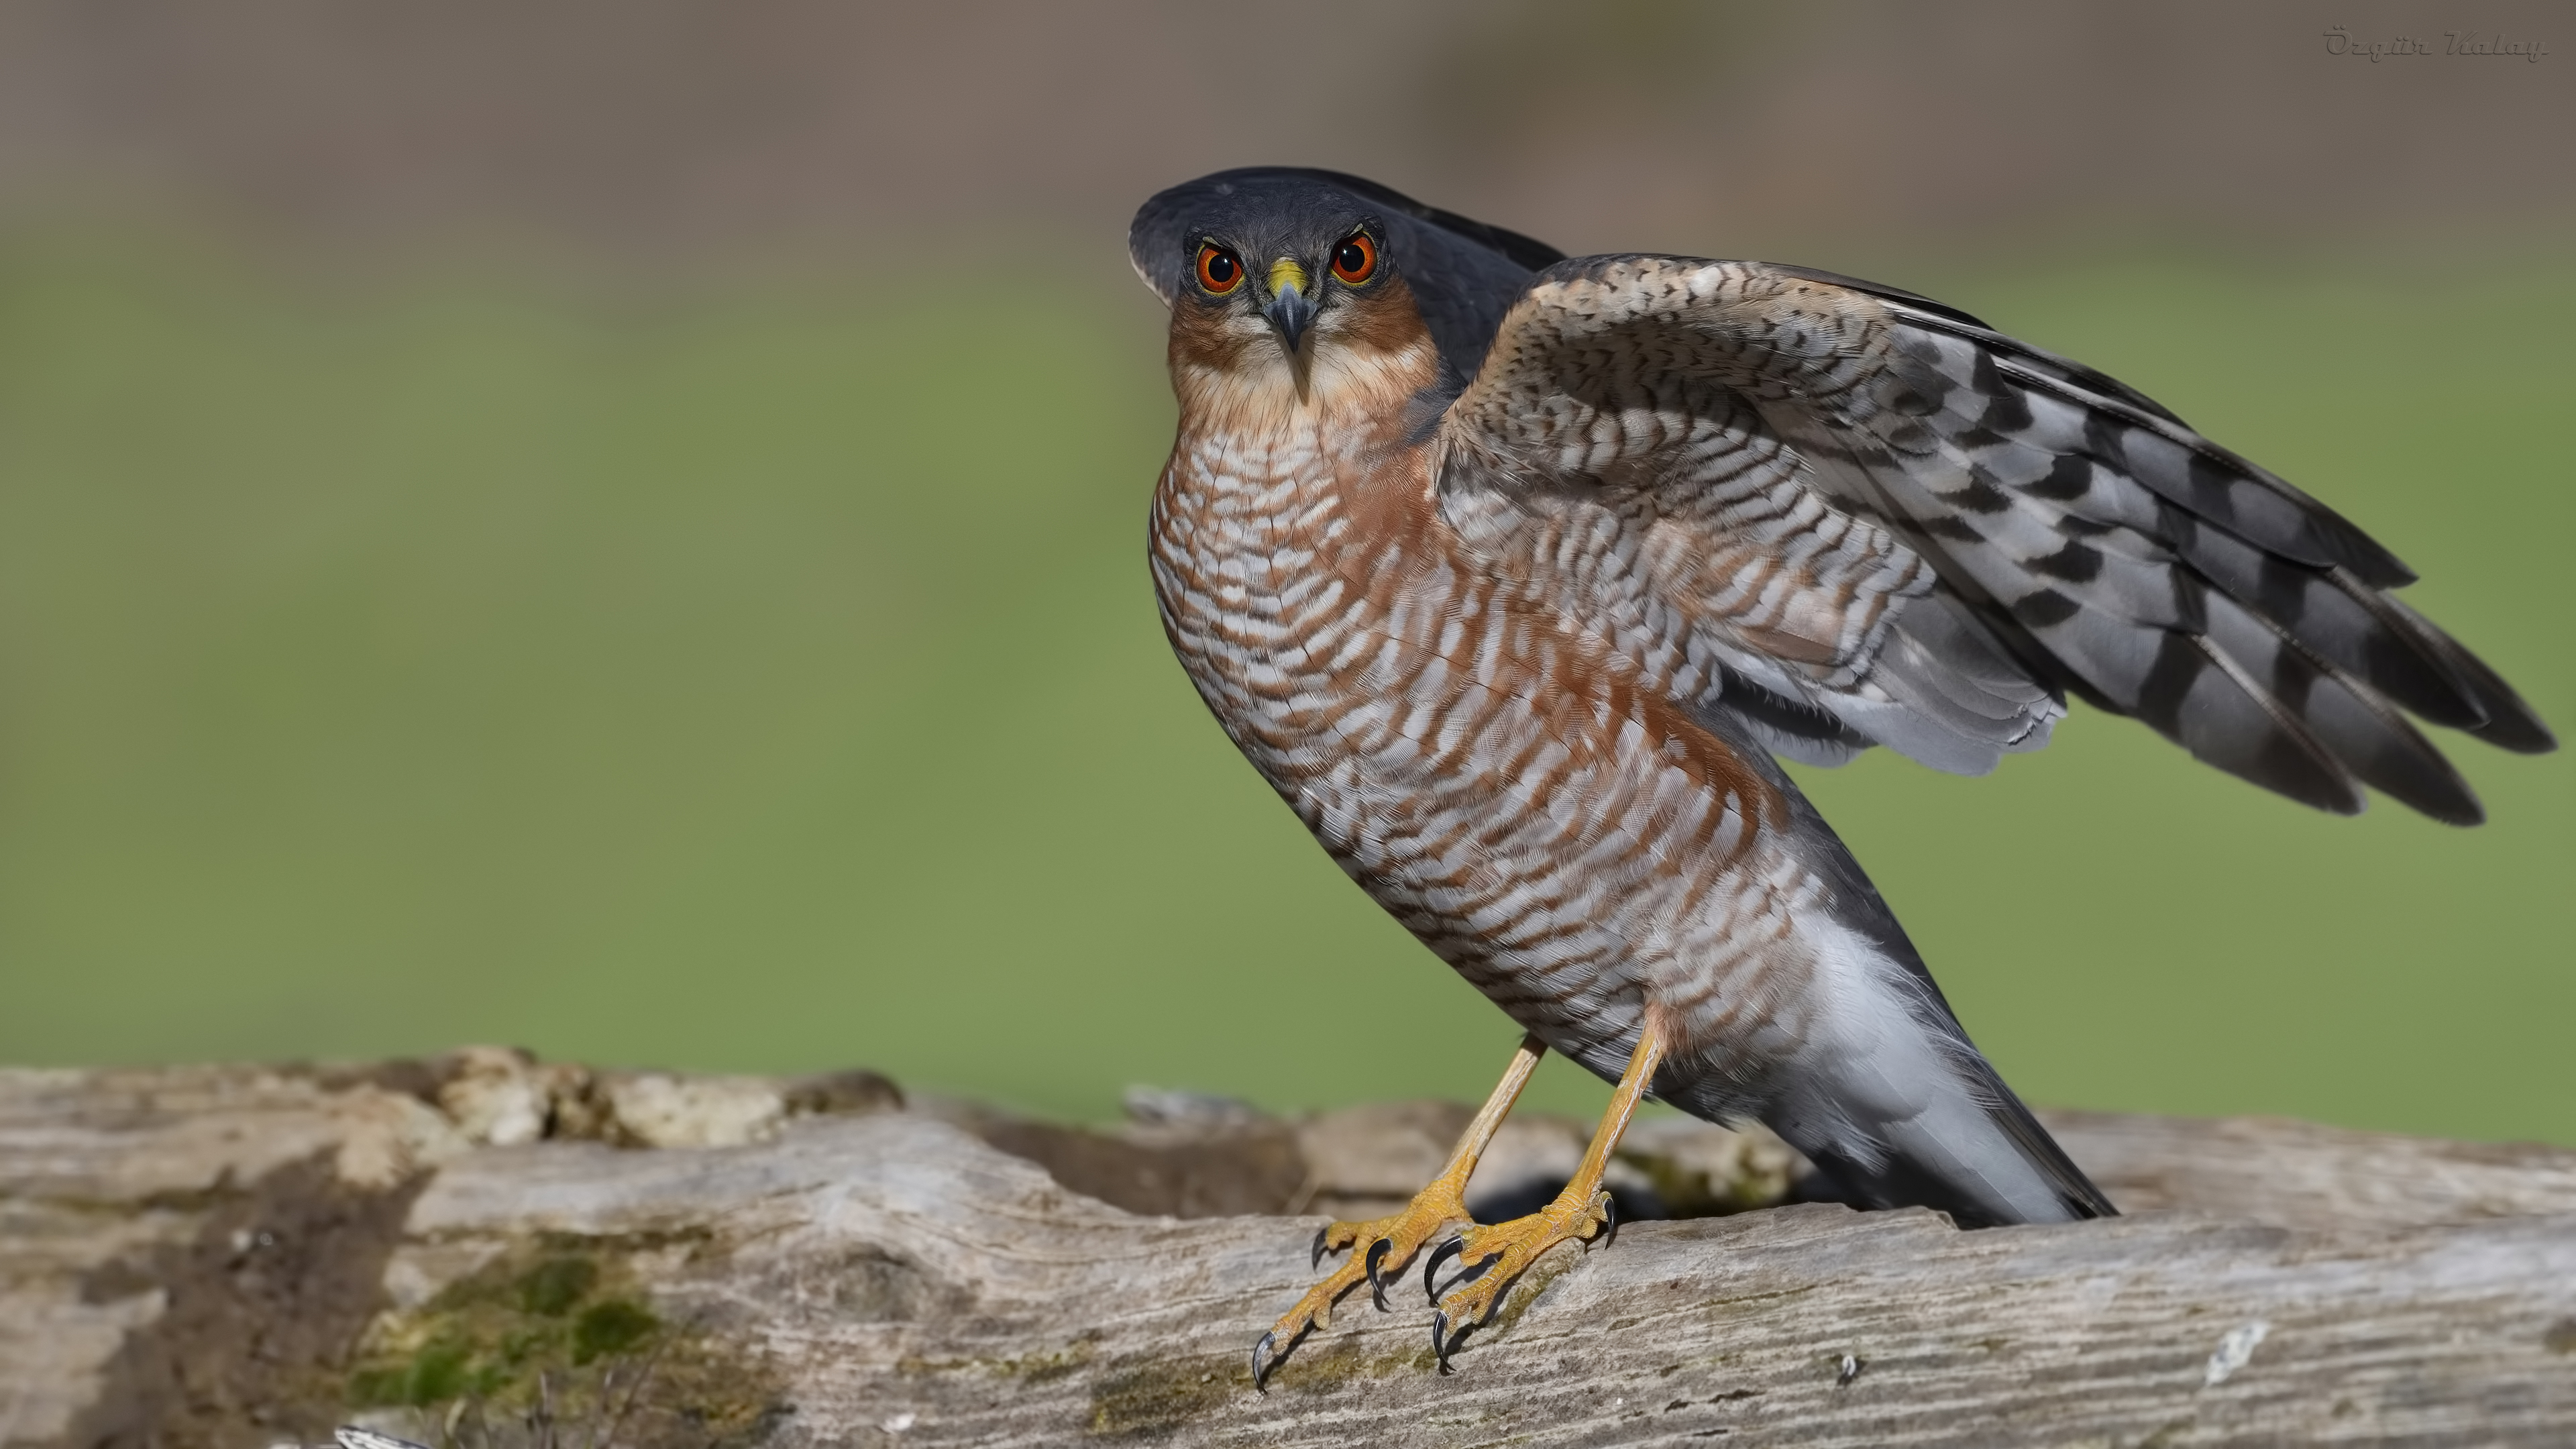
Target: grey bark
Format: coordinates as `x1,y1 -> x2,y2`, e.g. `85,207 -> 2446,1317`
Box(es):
4,1053 -> 2574,1448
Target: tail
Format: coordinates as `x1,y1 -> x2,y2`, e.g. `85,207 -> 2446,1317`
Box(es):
1678,740 -> 2116,1228
1778,1036 -> 2116,1228
1742,915 -> 2117,1228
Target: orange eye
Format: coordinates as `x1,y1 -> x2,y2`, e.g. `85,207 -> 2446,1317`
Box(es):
1330,231 -> 1377,284
1196,243 -> 1242,294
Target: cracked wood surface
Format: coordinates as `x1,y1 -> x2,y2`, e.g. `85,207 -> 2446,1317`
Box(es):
5,1060 -> 2576,1447
388,1116 -> 2576,1448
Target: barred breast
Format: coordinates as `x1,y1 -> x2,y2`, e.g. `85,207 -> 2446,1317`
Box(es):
1148,404 -> 1844,1102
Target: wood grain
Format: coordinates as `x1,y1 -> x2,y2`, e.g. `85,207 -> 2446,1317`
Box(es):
5,1059 -> 2575,1448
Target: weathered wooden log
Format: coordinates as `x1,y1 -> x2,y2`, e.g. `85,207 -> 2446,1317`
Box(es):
5,1054 -> 2575,1448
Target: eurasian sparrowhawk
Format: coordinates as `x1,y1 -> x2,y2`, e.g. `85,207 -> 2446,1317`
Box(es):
1128,167 -> 2555,1385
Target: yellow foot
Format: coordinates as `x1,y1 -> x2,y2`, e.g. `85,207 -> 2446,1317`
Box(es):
1423,1184 -> 1617,1371
1249,1185 -> 1472,1391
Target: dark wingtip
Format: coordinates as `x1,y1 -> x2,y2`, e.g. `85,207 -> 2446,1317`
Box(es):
2413,789 -> 2487,829
2420,629 -> 2559,755
2463,694 -> 2560,756
2373,592 -> 2558,757
2347,722 -> 2487,828
2209,732 -> 2367,818
2310,509 -> 2418,591
2473,711 -> 2555,757
2370,742 -> 2488,827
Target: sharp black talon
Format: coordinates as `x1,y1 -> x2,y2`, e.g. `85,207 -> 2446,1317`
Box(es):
1601,1193 -> 1619,1249
1423,1237 -> 1464,1305
1310,1224 -> 1330,1270
1251,1331 -> 1278,1393
1432,1310 -> 1464,1374
1364,1238 -> 1393,1312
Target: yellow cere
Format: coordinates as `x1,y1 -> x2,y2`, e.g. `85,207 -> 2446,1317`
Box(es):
1268,258 -> 1309,297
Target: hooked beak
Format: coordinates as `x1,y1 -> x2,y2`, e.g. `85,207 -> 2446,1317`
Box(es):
1262,258 -> 1316,356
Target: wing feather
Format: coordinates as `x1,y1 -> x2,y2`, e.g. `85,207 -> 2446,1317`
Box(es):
1438,256 -> 2553,821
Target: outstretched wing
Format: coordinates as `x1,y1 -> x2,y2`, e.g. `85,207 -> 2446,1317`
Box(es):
1437,256 -> 2553,824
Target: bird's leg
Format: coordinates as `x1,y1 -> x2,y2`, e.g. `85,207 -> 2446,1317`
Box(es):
1250,1034 -> 1544,1389
1424,1016 -> 1666,1370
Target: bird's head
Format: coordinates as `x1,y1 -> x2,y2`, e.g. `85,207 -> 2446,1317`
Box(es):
1130,170 -> 1440,412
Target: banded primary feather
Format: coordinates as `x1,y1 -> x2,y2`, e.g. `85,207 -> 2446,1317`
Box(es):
1443,255 -> 2553,824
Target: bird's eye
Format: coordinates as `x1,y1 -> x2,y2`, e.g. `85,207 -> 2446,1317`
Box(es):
1196,244 -> 1242,294
1330,231 -> 1377,284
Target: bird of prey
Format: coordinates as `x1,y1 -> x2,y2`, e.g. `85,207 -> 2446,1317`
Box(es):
1127,167 -> 2554,1385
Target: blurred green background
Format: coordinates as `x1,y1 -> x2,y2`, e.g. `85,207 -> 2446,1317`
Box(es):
0,1 -> 2567,1142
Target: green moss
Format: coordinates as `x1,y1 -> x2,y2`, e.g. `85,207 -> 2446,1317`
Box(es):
894,1337 -> 1102,1391
518,1254 -> 599,1316
1085,1355 -> 1239,1437
571,1299 -> 660,1364
346,1232 -> 780,1446
348,1336 -> 487,1407
1481,1256 -> 1576,1340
